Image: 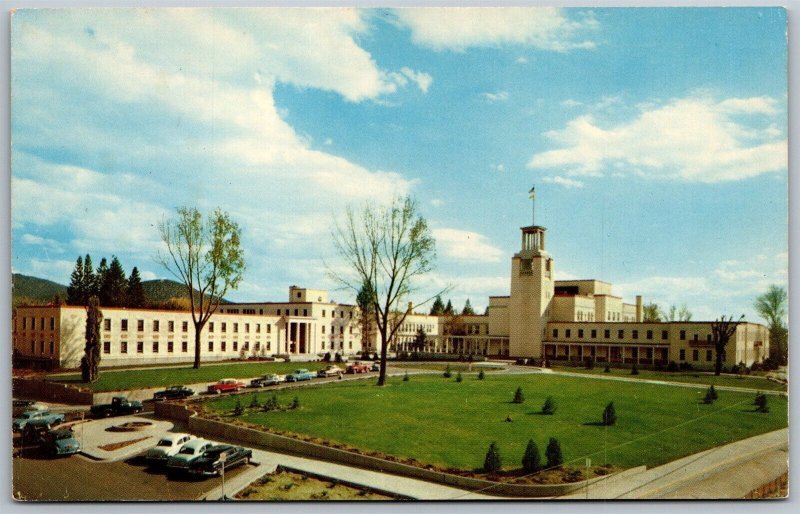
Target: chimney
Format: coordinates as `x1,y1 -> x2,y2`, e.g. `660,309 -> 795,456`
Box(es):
407,302 -> 414,313
636,295 -> 643,322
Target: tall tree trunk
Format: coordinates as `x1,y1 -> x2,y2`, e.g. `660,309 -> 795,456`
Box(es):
377,325 -> 389,386
194,323 -> 202,369
715,348 -> 723,376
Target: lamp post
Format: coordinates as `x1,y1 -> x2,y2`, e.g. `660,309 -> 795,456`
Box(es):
220,452 -> 227,501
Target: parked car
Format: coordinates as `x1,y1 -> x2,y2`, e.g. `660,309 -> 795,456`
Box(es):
13,410 -> 66,432
145,433 -> 196,464
249,374 -> 286,388
188,444 -> 253,477
207,379 -> 246,394
317,365 -> 344,378
153,385 -> 195,401
166,439 -> 214,472
13,400 -> 48,418
285,369 -> 315,382
371,362 -> 381,372
42,428 -> 81,457
90,397 -> 143,418
346,362 -> 370,374
21,419 -> 56,444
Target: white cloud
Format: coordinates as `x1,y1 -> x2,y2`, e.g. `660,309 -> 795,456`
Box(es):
393,7 -> 598,52
430,198 -> 444,207
516,56 -> 528,64
541,176 -> 584,188
432,228 -> 504,263
400,67 -> 433,93
718,96 -> 778,115
560,99 -> 582,108
20,234 -> 64,253
528,95 -> 787,183
483,91 -> 509,103
490,163 -> 505,172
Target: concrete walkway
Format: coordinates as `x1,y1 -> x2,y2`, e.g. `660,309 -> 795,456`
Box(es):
73,414 -> 174,462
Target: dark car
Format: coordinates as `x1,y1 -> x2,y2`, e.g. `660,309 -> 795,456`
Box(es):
188,444 -> 253,477
42,428 -> 81,457
153,385 -> 195,401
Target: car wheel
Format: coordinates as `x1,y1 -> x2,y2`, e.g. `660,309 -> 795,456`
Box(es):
215,389 -> 221,395
103,411 -> 112,418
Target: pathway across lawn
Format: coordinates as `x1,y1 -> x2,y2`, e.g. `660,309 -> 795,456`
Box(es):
201,373 -> 787,473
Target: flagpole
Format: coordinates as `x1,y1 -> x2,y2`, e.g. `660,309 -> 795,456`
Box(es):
529,185 -> 536,226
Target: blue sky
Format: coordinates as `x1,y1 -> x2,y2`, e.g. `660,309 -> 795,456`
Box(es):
10,7 -> 788,322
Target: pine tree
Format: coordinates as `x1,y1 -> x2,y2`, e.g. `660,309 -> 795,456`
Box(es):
545,437 -> 563,468
82,255 -> 96,299
456,371 -> 463,382
102,256 -> 128,307
444,299 -> 455,316
483,442 -> 502,473
462,299 -> 475,316
126,267 -> 146,308
233,399 -> 244,416
513,386 -> 525,404
94,257 -> 108,299
429,296 -> 445,316
443,365 -> 452,378
522,439 -> 541,473
81,295 -> 103,383
541,396 -> 557,415
709,385 -> 718,401
66,256 -> 85,305
603,401 -> 617,426
403,371 -> 410,382
703,388 -> 715,404
478,369 -> 485,380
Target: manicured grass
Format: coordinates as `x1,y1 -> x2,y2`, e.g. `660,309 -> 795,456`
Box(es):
551,366 -> 787,391
48,361 -> 329,392
390,362 -> 506,372
236,471 -> 393,501
203,374 -> 787,472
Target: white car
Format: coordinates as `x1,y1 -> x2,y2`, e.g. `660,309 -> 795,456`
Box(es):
145,433 -> 196,464
166,439 -> 214,471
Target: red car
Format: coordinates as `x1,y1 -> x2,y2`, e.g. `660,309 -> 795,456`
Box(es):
207,378 -> 245,394
346,362 -> 370,374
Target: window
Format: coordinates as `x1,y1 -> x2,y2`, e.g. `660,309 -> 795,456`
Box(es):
680,330 -> 686,340
294,309 -> 298,316
349,327 -> 353,335
244,342 -> 249,351
137,320 -> 144,332
565,329 -> 571,338
706,350 -> 713,361
277,309 -> 281,316
578,329 -> 584,338
322,326 -> 326,334
632,330 -> 638,340
153,320 -> 160,332
168,341 -> 174,353
552,329 -> 558,338
168,321 -> 174,332
41,317 -> 45,330
266,341 -> 271,351
679,349 -> 685,360
233,341 -> 238,352
50,317 -> 55,330
255,342 -> 260,351
30,341 -> 34,353
618,330 -> 624,339
693,333 -> 699,342
267,324 -> 271,334
40,341 -> 45,353
221,323 -> 227,333
182,321 -> 188,332
256,324 -> 260,333
137,342 -> 144,353
349,341 -> 352,349
646,330 -> 653,340
209,322 -> 215,332
208,341 -> 214,352
23,318 -> 27,330
245,323 -> 250,333
303,309 -> 308,317
340,326 -> 344,335
104,319 -> 111,331
182,341 -> 188,353
341,311 -> 345,318
234,323 -> 238,333
591,329 -> 597,338
604,329 -> 610,339
49,340 -> 54,354
322,310 -> 326,317
121,341 -> 128,354
221,341 -> 227,352
103,341 -> 111,354
707,334 -> 712,343
152,341 -> 159,353
662,330 -> 668,340
322,341 -> 326,349
692,349 -> 699,361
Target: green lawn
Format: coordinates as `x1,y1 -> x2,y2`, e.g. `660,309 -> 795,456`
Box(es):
202,374 -> 787,472
551,366 -> 787,391
390,362 -> 506,372
48,361 -> 329,392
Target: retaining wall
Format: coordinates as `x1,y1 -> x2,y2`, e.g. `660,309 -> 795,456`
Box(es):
13,377 -> 93,404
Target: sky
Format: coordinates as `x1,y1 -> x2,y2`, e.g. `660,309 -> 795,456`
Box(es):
10,7 -> 788,323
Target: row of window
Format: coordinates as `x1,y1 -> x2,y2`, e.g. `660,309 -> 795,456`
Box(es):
679,348 -> 714,362
100,340 -> 273,355
551,328 -> 711,342
28,340 -> 55,354
208,321 -> 271,334
19,317 -> 55,331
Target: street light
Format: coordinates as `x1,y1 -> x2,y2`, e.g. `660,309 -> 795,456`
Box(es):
219,451 -> 228,501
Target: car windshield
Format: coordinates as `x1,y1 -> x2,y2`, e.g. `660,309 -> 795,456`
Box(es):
168,386 -> 181,391
179,447 -> 197,455
157,439 -> 174,447
54,431 -> 73,440
20,412 -> 36,419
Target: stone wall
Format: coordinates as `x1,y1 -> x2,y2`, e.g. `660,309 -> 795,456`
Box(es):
13,377 -> 93,404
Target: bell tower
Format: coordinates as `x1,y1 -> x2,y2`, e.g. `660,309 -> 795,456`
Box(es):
508,186 -> 554,358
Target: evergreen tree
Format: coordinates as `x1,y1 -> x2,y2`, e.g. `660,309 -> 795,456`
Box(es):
102,256 -> 128,307
541,396 -> 557,415
602,401 -> 617,426
545,437 -> 563,468
81,295 -> 103,383
126,267 -> 146,308
703,388 -> 715,404
82,254 -> 96,299
483,442 -> 502,473
478,369 -> 485,380
512,386 -> 525,404
443,364 -> 452,378
709,385 -> 718,401
522,439 -> 541,473
413,327 -> 427,351
94,257 -> 108,299
429,295 -> 445,316
443,299 -> 455,316
630,364 -> 639,375
403,371 -> 410,382
456,371 -> 463,382
233,399 -> 244,416
66,256 -> 85,305
462,299 -> 475,316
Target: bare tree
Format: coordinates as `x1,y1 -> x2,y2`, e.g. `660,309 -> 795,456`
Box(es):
157,207 -> 245,369
331,196 -> 442,386
711,314 -> 745,375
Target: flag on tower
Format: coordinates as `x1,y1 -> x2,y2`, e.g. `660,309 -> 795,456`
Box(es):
529,186 -> 536,200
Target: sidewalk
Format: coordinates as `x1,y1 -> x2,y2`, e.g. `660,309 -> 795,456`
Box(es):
75,414 -> 175,462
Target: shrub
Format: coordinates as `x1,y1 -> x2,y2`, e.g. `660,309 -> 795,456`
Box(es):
584,357 -> 594,370
602,401 -> 617,426
703,388 -> 715,404
755,392 -> 769,413
654,361 -> 665,372
604,364 -> 611,373
483,442 -> 502,473
522,439 -> 541,473
289,396 -> 300,410
541,396 -> 557,415
233,399 -> 244,416
456,371 -> 463,382
545,437 -> 563,468
478,369 -> 485,380
443,365 -> 452,378
263,394 -> 279,411
630,364 -> 639,375
512,386 -> 525,404
334,353 -> 343,363
403,371 -> 410,382
709,385 -> 718,401
667,361 -> 679,372
323,352 -> 331,362
249,394 -> 260,408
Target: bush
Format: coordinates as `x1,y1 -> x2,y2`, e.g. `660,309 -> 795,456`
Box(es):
545,437 -> 563,468
630,364 -> 639,375
403,371 -> 410,382
289,396 -> 300,410
755,392 -> 769,412
263,394 -> 279,412
323,352 -> 331,362
512,386 -> 525,404
667,361 -> 679,372
249,394 -> 260,408
709,385 -> 718,401
604,364 -> 611,373
602,401 -> 617,426
541,396 -> 557,415
233,399 -> 244,416
456,371 -> 463,382
334,353 -> 343,363
703,388 -> 715,404
483,442 -> 502,473
478,369 -> 485,380
443,365 -> 452,378
584,357 -> 594,370
522,439 -> 541,473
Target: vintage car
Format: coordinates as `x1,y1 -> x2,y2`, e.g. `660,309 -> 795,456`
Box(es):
42,428 -> 81,457
207,379 -> 246,394
13,400 -> 49,418
145,433 -> 196,464
249,374 -> 286,388
317,365 -> 344,378
153,385 -> 195,401
346,361 -> 370,374
166,439 -> 214,472
188,444 -> 253,477
90,397 -> 143,418
21,419 -> 57,444
13,410 -> 66,432
371,362 -> 381,372
285,369 -> 315,382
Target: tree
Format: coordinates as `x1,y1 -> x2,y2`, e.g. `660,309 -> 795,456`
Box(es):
513,386 -> 525,404
330,196 -> 440,386
444,299 -> 455,316
522,439 -> 541,473
602,401 -> 617,426
462,299 -> 475,316
483,442 -> 502,473
545,438 -> 563,468
126,267 -> 146,308
66,256 -> 86,305
413,327 -> 427,352
81,295 -> 103,383
711,315 -> 745,376
661,303 -> 693,322
541,396 -> 557,415
101,256 -> 128,307
94,257 -> 109,299
754,285 -> 788,365
356,280 -> 375,354
82,254 -> 96,300
157,207 -> 246,369
642,302 -> 662,322
429,296 -> 445,316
